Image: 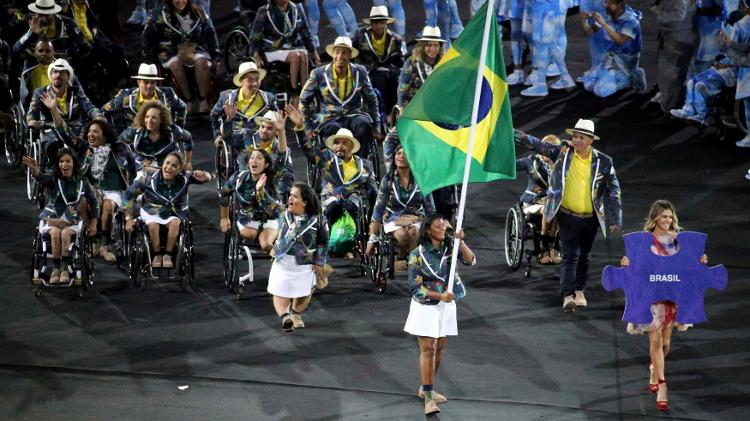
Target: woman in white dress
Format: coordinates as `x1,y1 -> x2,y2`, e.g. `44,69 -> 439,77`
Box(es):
404,214 -> 475,415
267,182 -> 329,331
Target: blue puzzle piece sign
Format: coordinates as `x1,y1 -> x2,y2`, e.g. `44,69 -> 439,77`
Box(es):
602,231 -> 728,325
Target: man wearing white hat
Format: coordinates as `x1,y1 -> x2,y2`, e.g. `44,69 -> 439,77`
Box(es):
210,61 -> 277,151
27,57 -> 103,159
299,36 -> 380,159
352,6 -> 405,115
515,119 -> 622,313
104,63 -> 187,131
294,119 -> 378,246
13,0 -> 90,66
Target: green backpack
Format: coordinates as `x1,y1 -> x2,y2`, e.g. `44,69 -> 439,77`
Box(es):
328,211 -> 356,256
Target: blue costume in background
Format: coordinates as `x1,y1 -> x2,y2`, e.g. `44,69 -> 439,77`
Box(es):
727,13 -> 750,146
305,0 -> 321,47
501,0 -> 527,85
671,56 -> 737,123
583,5 -> 646,98
578,0 -> 611,82
424,0 -> 463,45
323,0 -> 358,37
373,0 -> 405,36
694,0 -> 729,75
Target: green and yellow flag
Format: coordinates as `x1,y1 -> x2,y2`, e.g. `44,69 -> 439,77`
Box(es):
397,2 -> 515,195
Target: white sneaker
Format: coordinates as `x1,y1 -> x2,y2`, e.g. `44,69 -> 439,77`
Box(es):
506,69 -> 525,86
521,84 -> 548,97
736,135 -> 750,148
650,91 -> 662,103
563,295 -> 577,312
547,63 -> 561,77
524,70 -> 540,86
574,290 -> 587,307
551,74 -> 575,90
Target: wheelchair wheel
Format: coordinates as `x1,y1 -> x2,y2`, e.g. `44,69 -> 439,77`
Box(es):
26,134 -> 42,204
30,228 -> 43,296
113,212 -> 129,267
368,139 -> 382,186
223,29 -> 251,77
4,102 -> 24,167
179,221 -> 195,292
78,235 -> 95,297
504,205 -> 525,271
128,226 -> 146,289
215,141 -> 231,195
223,224 -> 242,295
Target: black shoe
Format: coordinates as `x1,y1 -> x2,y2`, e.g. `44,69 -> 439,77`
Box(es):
281,314 -> 294,331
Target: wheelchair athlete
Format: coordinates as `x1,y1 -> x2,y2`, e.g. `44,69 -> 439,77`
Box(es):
211,61 -> 277,149
367,145 -> 435,268
352,6 -> 405,118
23,148 -> 98,285
249,0 -> 320,96
294,117 -> 378,250
26,58 -> 103,163
515,134 -> 562,264
299,36 -> 381,159
119,100 -> 194,175
124,151 -> 212,269
81,120 -> 136,263
142,0 -> 220,114
104,63 -> 188,132
220,148 -> 282,254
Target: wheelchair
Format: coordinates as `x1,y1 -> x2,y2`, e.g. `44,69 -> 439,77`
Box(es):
2,90 -> 25,168
30,221 -> 95,297
222,201 -> 274,299
127,217 -> 195,291
364,228 -> 397,294
504,203 -> 558,279
214,138 -> 236,197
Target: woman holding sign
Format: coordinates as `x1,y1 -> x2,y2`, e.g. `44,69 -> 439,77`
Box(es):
404,214 -> 475,415
620,200 -> 707,412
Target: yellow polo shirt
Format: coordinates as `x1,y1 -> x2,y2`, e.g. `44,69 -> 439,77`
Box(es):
371,32 -> 386,58
72,2 -> 94,43
29,65 -> 50,93
136,90 -> 159,110
333,66 -> 352,99
560,150 -> 593,214
237,89 -> 263,118
56,90 -> 68,115
342,158 -> 357,182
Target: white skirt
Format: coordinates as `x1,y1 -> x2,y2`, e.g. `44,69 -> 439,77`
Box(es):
101,191 -> 123,208
383,221 -> 420,234
140,208 -> 179,226
267,254 -> 316,298
265,48 -> 306,63
404,299 -> 458,338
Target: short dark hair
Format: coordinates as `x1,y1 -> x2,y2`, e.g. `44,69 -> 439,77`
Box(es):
164,151 -> 185,167
293,182 -> 320,216
85,119 -> 118,146
418,213 -> 445,246
247,148 -> 277,198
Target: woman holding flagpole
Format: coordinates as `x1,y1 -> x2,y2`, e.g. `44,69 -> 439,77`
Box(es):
404,214 -> 475,415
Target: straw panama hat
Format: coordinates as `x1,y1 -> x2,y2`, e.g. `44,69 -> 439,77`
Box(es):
325,128 -> 361,154
565,119 -> 600,140
363,6 -> 396,24
28,0 -> 61,14
325,36 -> 359,58
233,61 -> 267,87
131,63 -> 165,80
254,110 -> 279,126
415,26 -> 445,43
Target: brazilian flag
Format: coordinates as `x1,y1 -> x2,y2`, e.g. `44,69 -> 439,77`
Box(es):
397,1 -> 515,195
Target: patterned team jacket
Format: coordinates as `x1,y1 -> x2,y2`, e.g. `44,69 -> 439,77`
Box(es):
408,240 -> 473,305
351,27 -> 405,73
123,170 -> 206,220
248,2 -> 315,56
80,141 -> 137,190
233,132 -> 294,201
371,171 -> 435,224
119,125 -> 193,171
26,84 -> 103,140
397,56 -> 440,107
514,130 -> 623,235
299,63 -> 379,132
141,6 -> 220,65
210,88 -> 277,139
35,174 -> 99,222
104,87 -> 188,128
13,15 -> 89,62
297,130 -> 377,204
272,210 -> 328,267
515,154 -> 553,205
219,169 -> 281,222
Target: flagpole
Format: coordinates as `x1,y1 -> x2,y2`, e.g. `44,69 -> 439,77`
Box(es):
447,0 -> 496,293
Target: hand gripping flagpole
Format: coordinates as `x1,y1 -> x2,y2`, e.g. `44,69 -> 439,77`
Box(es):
447,0 -> 496,293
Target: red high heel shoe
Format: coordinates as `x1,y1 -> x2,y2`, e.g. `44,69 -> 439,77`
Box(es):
656,379 -> 668,411
648,364 -> 658,394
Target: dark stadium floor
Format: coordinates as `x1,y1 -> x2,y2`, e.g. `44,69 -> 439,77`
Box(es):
0,1 -> 748,420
